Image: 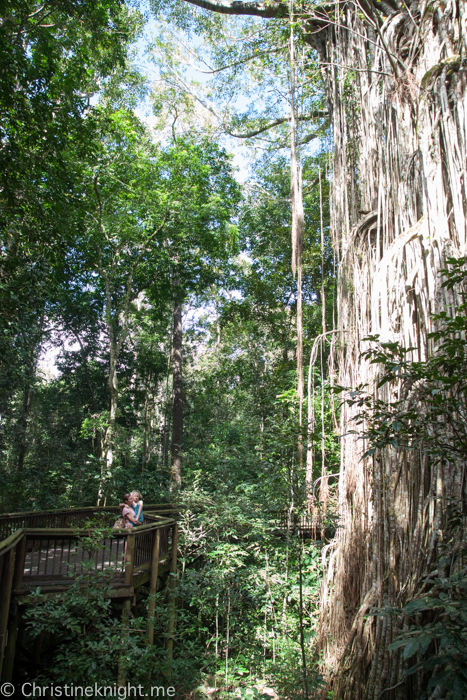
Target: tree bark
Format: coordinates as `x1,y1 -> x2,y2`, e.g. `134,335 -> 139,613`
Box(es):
171,279 -> 183,488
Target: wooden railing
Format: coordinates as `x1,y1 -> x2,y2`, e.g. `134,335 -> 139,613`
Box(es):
275,511 -> 316,530
7,520 -> 175,590
0,506 -> 178,681
0,504 -> 175,542
273,510 -> 335,538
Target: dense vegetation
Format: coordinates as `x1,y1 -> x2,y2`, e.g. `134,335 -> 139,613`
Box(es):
0,0 -> 338,696
1,0 -> 466,698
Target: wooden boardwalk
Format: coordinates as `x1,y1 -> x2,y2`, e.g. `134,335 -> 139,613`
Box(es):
23,539 -> 126,578
0,505 -> 178,682
0,503 -> 329,684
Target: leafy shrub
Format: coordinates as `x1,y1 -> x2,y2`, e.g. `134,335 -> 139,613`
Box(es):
387,563 -> 467,698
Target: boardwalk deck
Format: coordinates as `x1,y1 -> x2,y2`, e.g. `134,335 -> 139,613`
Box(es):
23,537 -> 125,577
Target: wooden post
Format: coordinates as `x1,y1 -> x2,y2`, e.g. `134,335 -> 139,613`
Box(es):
1,605 -> 19,682
166,523 -> 179,661
171,279 -> 183,488
117,599 -> 131,688
124,534 -> 135,586
2,535 -> 24,683
0,546 -> 16,678
117,532 -> 135,686
147,528 -> 160,646
12,534 -> 27,592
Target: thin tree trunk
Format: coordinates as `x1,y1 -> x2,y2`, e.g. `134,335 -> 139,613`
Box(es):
318,170 -> 329,511
98,274 -> 120,506
225,586 -> 230,689
265,550 -> 278,666
296,233 -> 304,468
98,338 -> 118,505
215,594 -> 219,659
94,180 -> 166,503
306,338 -> 319,510
16,380 -> 32,474
171,277 -> 183,488
215,290 -> 221,425
289,8 -> 305,471
142,380 -> 149,472
16,310 -> 44,474
298,543 -> 309,700
163,352 -> 171,469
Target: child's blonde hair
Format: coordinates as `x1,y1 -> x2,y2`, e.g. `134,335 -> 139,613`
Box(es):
131,490 -> 142,501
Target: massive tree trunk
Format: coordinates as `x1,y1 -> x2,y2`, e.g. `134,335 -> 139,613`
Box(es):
310,4 -> 467,698
180,0 -> 466,694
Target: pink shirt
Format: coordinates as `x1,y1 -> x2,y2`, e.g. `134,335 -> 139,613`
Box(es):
121,505 -> 134,528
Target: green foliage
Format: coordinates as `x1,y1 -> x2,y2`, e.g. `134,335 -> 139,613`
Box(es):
387,565 -> 467,696
0,0 -> 147,505
0,103 -> 240,508
23,523 -> 172,688
25,574 -> 169,686
172,484 -> 326,697
181,152 -> 339,518
0,0 -> 143,406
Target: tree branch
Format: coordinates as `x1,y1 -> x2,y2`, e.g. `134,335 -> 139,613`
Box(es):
181,0 -> 287,18
226,110 -> 328,138
302,175 -> 319,194
196,45 -> 288,73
